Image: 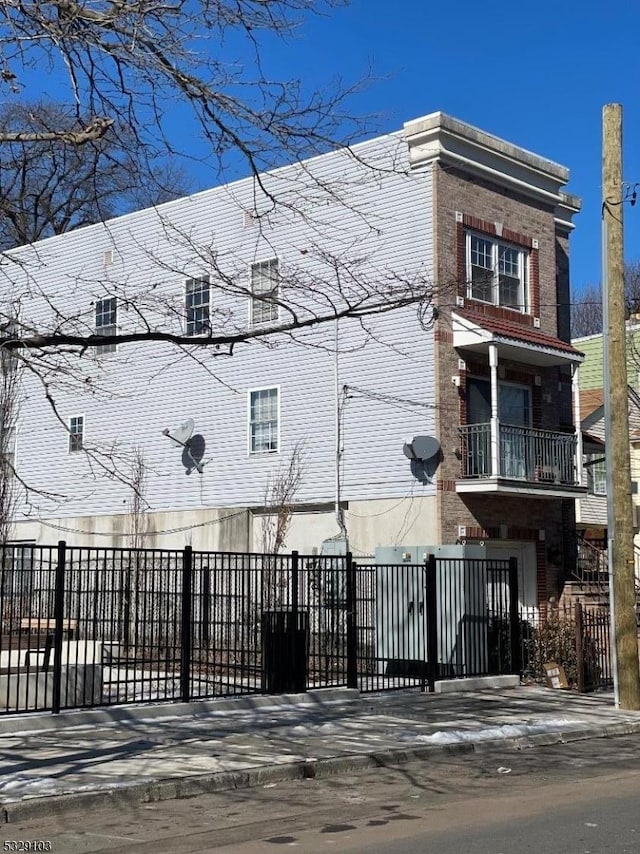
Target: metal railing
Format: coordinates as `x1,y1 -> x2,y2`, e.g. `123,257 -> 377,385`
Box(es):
459,422 -> 578,485
575,538 -> 609,592
0,542 -> 526,715
519,601 -> 613,692
460,422 -> 491,477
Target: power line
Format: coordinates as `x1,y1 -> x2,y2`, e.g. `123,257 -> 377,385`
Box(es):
36,509 -> 247,538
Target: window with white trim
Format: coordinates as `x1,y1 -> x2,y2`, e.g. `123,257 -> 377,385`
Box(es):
95,296 -> 117,354
466,232 -> 529,312
250,259 -> 279,326
185,276 -> 210,335
249,388 -> 278,453
69,416 -> 84,453
587,454 -> 606,495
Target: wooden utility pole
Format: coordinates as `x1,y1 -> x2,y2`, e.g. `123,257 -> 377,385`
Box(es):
602,103 -> 640,709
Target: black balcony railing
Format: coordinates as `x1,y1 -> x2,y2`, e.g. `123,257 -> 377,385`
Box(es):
459,422 -> 579,486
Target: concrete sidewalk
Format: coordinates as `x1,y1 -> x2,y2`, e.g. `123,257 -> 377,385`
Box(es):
2,685 -> 640,823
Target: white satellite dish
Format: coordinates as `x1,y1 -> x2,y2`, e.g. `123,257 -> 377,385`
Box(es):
163,418 -> 195,448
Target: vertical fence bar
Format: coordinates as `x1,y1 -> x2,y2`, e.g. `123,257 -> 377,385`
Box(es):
575,601 -> 585,693
425,554 -> 437,692
51,540 -> 67,715
346,553 -> 358,689
181,546 -> 193,704
201,564 -> 211,651
508,557 -> 521,675
291,550 -> 299,616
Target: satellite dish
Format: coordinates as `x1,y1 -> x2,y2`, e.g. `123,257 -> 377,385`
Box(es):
182,434 -> 206,474
402,442 -> 416,460
164,418 -> 194,448
408,435 -> 441,461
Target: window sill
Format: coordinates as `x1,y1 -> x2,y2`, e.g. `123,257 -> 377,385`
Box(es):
466,295 -> 528,315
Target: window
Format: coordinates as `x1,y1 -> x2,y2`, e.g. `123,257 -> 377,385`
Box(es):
249,388 -> 279,453
250,260 -> 279,326
466,377 -> 531,426
467,233 -> 528,311
69,416 -> 84,453
95,297 -> 117,354
186,276 -> 210,335
587,454 -> 606,495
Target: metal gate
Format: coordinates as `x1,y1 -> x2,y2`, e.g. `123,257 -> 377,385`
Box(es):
353,554 -> 521,693
486,558 -> 521,676
1,543 -> 522,714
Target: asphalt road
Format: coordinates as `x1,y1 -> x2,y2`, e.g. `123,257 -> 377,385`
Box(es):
4,734 -> 640,853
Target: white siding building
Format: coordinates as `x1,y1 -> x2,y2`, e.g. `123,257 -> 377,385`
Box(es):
5,128 -> 438,554
4,109 -> 583,609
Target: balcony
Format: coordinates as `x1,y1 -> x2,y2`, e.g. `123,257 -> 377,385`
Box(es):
458,423 -> 586,498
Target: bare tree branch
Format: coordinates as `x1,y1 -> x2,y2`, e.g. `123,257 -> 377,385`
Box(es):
0,100 -> 192,248
0,116 -> 113,144
571,262 -> 640,338
0,343 -> 20,543
0,1 -> 366,176
0,2 -> 442,521
261,440 -> 305,555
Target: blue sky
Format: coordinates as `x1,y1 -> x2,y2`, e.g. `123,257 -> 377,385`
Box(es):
18,0 -> 640,298
270,0 -> 640,298
174,0 -> 640,297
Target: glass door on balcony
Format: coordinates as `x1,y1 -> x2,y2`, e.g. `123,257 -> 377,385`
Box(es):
466,378 -> 491,476
466,378 -> 532,479
499,384 -> 531,479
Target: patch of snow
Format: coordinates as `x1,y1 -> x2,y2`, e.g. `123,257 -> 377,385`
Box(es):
404,718 -> 586,745
0,774 -> 148,802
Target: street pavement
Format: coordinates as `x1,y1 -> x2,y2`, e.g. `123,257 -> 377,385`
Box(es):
1,685 -> 640,823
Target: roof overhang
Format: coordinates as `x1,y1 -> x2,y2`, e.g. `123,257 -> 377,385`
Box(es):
403,112 -> 581,226
452,312 -> 584,367
582,431 -> 605,454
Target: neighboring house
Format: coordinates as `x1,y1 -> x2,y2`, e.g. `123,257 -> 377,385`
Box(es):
576,389 -> 608,541
2,112 -> 584,609
573,356 -> 640,581
574,321 -> 640,393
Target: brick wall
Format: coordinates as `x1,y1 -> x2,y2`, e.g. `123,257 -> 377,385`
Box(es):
432,161 -> 573,605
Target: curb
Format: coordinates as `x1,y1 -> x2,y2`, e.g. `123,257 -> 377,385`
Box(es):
0,687 -> 363,735
5,719 -> 640,823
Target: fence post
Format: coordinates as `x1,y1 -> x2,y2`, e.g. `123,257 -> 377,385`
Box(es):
425,554 -> 438,692
508,557 -> 521,676
51,540 -> 66,715
575,600 -> 585,693
346,552 -> 358,689
291,550 -> 299,615
181,546 -> 193,704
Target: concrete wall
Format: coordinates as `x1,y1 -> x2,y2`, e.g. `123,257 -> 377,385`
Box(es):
12,508 -> 252,552
13,495 -> 438,556
251,495 -> 439,556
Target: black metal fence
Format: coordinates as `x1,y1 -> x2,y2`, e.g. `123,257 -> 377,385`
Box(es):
515,600 -> 613,692
0,541 -> 581,716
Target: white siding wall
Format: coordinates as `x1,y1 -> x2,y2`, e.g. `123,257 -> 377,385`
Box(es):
6,133 -> 435,524
576,494 -> 607,527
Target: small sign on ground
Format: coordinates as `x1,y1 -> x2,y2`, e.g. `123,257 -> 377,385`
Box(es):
543,661 -> 569,689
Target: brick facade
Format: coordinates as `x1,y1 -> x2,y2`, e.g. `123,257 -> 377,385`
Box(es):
432,162 -> 576,607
